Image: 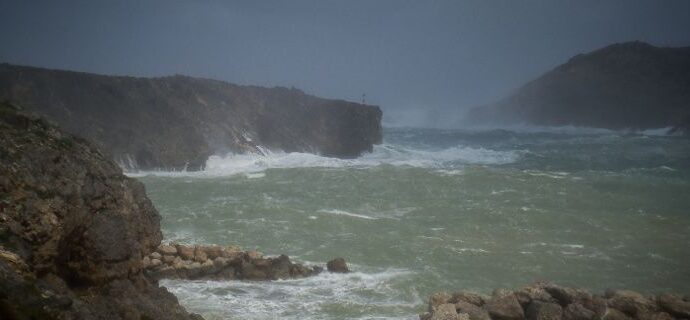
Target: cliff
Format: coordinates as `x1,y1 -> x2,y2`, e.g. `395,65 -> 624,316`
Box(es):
0,102 -> 201,319
466,42 -> 690,131
0,63 -> 382,170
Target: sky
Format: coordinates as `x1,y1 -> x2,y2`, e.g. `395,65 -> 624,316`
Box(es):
1,0 -> 690,127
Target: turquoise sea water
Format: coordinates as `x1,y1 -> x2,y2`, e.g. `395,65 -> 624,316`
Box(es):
135,127 -> 690,320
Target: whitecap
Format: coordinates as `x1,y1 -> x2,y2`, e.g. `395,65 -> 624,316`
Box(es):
318,209 -> 378,220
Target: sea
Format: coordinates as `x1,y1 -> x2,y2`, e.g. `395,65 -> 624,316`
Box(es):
131,126 -> 690,320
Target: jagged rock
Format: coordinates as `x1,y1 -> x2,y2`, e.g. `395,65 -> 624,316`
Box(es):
157,244 -> 177,255
603,308 -> 632,320
193,246 -> 208,263
0,102 -> 200,319
563,303 -> 596,320
657,294 -> 690,318
327,257 -> 350,273
485,290 -> 525,320
431,303 -> 460,320
176,245 -> 195,260
451,292 -> 488,306
429,292 -> 453,312
606,289 -> 658,316
526,301 -> 563,320
544,285 -> 593,306
454,301 -> 491,320
515,284 -> 557,307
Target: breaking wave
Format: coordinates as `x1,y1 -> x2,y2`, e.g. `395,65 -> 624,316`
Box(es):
129,144 -> 520,177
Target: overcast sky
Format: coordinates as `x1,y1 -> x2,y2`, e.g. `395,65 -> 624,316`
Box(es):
1,0 -> 689,126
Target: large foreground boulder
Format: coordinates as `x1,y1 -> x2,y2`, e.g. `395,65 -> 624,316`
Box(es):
0,102 -> 201,319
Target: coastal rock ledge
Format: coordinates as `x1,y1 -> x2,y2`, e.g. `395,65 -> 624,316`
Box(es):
142,243 -> 348,281
421,283 -> 690,320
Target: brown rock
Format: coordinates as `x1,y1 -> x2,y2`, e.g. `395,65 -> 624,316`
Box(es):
142,256 -> 151,269
526,301 -> 563,320
176,245 -> 195,260
150,259 -> 162,267
606,290 -> 657,316
157,244 -> 177,255
203,245 -> 224,259
563,303 -> 595,320
150,252 -> 162,260
603,308 -> 632,320
162,255 -> 175,264
246,250 -> 263,260
455,301 -> 491,320
193,246 -> 208,263
515,285 -> 557,307
429,292 -> 453,312
485,290 -> 525,320
451,292 -> 487,306
657,293 -> 690,318
213,257 -> 230,268
431,303 -> 460,320
326,257 -> 350,273
637,311 -> 673,320
544,285 -> 592,306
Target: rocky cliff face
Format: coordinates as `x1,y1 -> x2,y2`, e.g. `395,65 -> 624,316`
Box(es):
466,42 -> 690,131
0,64 -> 383,170
0,102 -> 201,319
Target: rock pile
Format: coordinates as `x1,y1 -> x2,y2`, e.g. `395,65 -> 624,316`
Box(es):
421,283 -> 690,320
142,243 -> 325,281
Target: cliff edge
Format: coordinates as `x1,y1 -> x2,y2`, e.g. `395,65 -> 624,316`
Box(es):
0,64 -> 383,170
0,102 -> 201,319
466,42 -> 690,131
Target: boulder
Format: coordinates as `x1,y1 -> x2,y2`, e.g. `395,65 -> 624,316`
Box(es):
515,285 -> 557,307
176,245 -> 195,260
451,292 -> 488,306
193,246 -> 208,263
327,257 -> 350,273
431,303 -> 460,320
544,285 -> 592,306
429,292 -> 453,312
637,312 -> 673,320
485,290 -> 525,320
657,293 -> 690,318
526,301 -> 563,320
603,308 -> 632,320
157,244 -> 177,255
203,245 -> 225,259
150,252 -> 162,260
563,303 -> 596,320
606,290 -> 657,316
454,301 -> 491,320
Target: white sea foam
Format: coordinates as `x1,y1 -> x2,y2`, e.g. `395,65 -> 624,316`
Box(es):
318,209 -> 379,220
127,143 -> 520,178
161,269 -> 419,320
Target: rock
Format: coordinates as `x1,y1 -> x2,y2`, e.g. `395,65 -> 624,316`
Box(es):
0,102 -> 200,319
213,257 -> 230,268
606,289 -> 657,316
451,292 -> 487,306
150,259 -> 162,267
271,255 -> 292,279
327,257 -> 350,273
431,303 -> 460,320
563,303 -> 596,320
193,246 -> 208,263
162,255 -> 176,264
454,301 -> 491,320
0,64 -> 383,170
603,308 -> 632,320
203,245 -> 224,259
142,256 -> 152,268
150,252 -> 162,260
157,244 -> 177,255
176,245 -> 195,260
637,312 -> 673,320
485,290 -> 525,320
515,285 -> 557,307
544,285 -> 592,306
172,256 -> 185,269
420,312 -> 432,320
526,301 -> 563,320
246,250 -> 263,260
429,292 -> 453,312
657,293 -> 690,318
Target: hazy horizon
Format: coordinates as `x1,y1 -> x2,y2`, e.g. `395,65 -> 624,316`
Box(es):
2,0 -> 690,127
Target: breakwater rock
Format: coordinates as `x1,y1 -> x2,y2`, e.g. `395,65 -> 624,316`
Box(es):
0,102 -> 201,319
142,244 -> 346,281
421,283 -> 690,320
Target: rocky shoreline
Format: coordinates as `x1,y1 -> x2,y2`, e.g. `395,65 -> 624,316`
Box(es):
421,283 -> 690,320
141,243 -> 349,281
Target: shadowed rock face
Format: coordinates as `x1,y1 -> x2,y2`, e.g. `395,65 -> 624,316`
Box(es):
466,42 -> 690,132
0,63 -> 383,170
0,102 -> 201,319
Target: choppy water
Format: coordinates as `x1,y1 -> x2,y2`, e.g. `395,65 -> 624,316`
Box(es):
135,127 -> 690,320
